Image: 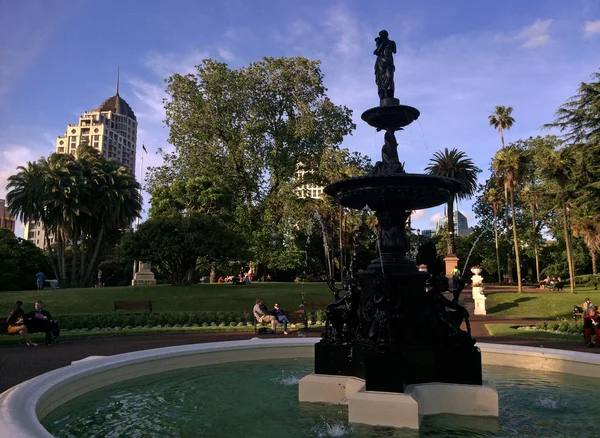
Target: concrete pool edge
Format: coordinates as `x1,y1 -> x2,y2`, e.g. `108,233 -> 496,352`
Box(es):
0,339 -> 599,437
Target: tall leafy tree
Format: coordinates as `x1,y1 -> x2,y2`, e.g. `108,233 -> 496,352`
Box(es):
151,57 -> 356,273
539,147 -> 576,292
425,148 -> 481,257
543,70 -> 600,144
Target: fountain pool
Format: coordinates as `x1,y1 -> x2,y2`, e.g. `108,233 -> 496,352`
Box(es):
1,339 -> 600,437
41,357 -> 600,437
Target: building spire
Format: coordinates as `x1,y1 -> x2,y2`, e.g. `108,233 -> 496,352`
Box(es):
116,67 -> 120,96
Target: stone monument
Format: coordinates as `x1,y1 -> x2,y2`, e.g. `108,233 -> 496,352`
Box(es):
132,262 -> 156,286
470,266 -> 487,315
299,30 -> 498,429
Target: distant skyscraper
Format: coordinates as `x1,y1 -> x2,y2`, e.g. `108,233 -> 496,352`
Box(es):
25,78 -> 138,249
0,199 -> 16,233
421,229 -> 435,238
435,211 -> 472,236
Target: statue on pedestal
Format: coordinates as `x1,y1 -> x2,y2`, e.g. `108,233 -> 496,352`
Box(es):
374,30 -> 397,102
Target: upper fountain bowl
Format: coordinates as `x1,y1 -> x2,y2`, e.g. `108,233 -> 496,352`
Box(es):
361,105 -> 420,130
324,173 -> 460,211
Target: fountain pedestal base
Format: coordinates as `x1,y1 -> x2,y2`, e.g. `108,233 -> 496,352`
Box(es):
299,374 -> 499,430
315,343 -> 483,393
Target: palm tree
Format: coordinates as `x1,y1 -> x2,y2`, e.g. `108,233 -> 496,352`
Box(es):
489,105 -> 515,282
425,148 -> 481,257
539,148 -> 576,293
483,186 -> 503,283
521,184 -> 542,283
494,145 -> 531,293
571,212 -> 600,275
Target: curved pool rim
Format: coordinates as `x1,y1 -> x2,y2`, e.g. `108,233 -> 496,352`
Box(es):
2,338 -> 600,438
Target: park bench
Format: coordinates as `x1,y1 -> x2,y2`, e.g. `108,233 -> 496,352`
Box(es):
113,300 -> 152,314
253,301 -> 330,335
573,305 -> 584,320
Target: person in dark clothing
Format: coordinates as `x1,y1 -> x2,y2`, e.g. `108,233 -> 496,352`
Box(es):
6,301 -> 37,346
583,308 -> 600,347
271,302 -> 292,335
25,300 -> 60,346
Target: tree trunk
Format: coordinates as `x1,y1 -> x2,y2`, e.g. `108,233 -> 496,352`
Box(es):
592,250 -> 597,276
44,231 -> 60,284
509,188 -> 522,293
503,186 -> 514,282
493,212 -> 501,283
531,206 -> 540,283
561,191 -> 576,293
83,225 -> 105,286
446,197 -> 456,256
339,205 -> 344,282
71,223 -> 79,287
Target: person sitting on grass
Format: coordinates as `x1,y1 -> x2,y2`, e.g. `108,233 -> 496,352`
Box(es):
271,302 -> 292,335
253,299 -> 277,333
25,300 -> 60,346
6,301 -> 37,347
584,308 -> 600,347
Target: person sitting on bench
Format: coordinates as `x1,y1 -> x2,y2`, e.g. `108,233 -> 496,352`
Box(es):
584,308 -> 600,347
253,299 -> 276,332
271,302 -> 291,335
25,300 -> 60,346
7,301 -> 37,347
583,298 -> 595,316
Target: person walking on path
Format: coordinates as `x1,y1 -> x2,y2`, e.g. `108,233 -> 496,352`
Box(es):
36,270 -> 45,291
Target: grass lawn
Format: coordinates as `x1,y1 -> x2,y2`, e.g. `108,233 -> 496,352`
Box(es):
485,323 -> 583,343
484,288 -> 600,319
0,282 -> 333,315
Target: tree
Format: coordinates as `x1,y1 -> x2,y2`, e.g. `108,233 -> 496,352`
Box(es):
489,105 -> 516,282
539,147 -> 576,292
488,105 -> 515,150
493,144 -> 531,293
482,186 -> 503,283
6,144 -> 141,287
150,57 -> 356,274
543,69 -> 600,144
120,213 -> 244,285
0,229 -> 48,291
425,148 -> 481,256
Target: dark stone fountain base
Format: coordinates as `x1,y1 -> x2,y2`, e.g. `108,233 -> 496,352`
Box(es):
315,343 -> 482,393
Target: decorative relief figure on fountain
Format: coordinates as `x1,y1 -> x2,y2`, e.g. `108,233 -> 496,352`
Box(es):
382,128 -> 399,163
374,30 -> 397,105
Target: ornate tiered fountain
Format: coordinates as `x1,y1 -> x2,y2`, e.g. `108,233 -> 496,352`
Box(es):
299,30 -> 498,429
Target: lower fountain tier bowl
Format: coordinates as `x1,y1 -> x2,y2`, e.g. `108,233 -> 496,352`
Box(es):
361,105 -> 420,130
324,173 -> 460,211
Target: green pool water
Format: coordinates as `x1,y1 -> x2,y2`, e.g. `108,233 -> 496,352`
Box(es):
42,358 -> 599,437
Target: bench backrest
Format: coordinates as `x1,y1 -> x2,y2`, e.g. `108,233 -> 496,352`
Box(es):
113,300 -> 152,313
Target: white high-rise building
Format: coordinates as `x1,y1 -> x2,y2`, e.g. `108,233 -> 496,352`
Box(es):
294,165 -> 324,199
25,83 -> 138,249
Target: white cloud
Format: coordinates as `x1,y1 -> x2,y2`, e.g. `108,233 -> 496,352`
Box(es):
429,212 -> 444,226
496,19 -> 553,49
128,78 -> 166,122
583,19 -> 600,39
0,144 -> 36,199
323,5 -> 363,57
411,210 -> 427,221
143,50 -> 209,78
217,46 -> 235,61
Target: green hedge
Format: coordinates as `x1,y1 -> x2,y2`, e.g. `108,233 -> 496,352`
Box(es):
535,319 -> 583,334
56,311 -> 255,331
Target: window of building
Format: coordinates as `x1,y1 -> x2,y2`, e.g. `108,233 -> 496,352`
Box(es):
71,129 -> 76,134
94,128 -> 99,133
59,140 -> 64,145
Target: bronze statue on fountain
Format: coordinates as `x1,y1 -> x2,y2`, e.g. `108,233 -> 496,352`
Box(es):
315,30 -> 483,393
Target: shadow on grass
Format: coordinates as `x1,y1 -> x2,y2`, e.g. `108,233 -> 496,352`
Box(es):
487,296 -> 537,314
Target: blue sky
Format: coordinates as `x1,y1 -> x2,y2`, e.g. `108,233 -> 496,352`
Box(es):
1,0 -> 599,238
